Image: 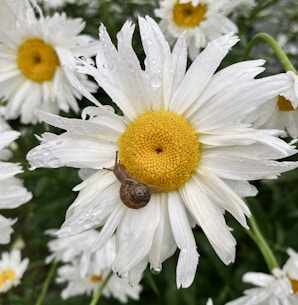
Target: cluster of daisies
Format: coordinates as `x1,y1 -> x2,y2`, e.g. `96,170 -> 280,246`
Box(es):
0,0 -> 298,304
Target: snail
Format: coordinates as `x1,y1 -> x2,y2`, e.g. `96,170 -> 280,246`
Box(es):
105,152 -> 163,209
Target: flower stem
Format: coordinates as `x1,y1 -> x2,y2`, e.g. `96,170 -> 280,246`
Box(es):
88,271 -> 113,305
246,213 -> 280,272
35,263 -> 57,305
244,32 -> 297,73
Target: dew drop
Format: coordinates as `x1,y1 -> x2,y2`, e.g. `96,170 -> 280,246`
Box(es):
42,149 -> 50,157
102,62 -> 109,69
83,221 -> 94,230
48,157 -> 61,168
116,271 -> 128,279
150,265 -> 162,275
151,74 -> 161,88
93,218 -> 101,226
78,56 -> 87,62
27,163 -> 37,171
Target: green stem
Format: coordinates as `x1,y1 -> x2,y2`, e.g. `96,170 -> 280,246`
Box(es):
35,263 -> 57,305
247,213 -> 280,272
88,271 -> 113,305
244,32 -> 297,73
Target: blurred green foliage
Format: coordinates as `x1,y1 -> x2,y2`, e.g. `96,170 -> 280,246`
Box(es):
1,0 -> 298,305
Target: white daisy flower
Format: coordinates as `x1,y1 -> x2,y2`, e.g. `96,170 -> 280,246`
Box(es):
0,0 -> 98,124
0,249 -> 29,293
54,234 -> 142,302
155,0 -> 254,59
0,116 -> 32,244
225,248 -> 298,305
245,71 -> 298,138
27,17 -> 298,288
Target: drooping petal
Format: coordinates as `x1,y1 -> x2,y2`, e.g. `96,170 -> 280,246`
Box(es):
168,191 -> 199,288
92,203 -> 126,252
181,176 -> 236,265
112,197 -> 160,277
148,193 -> 176,272
195,169 -> 250,227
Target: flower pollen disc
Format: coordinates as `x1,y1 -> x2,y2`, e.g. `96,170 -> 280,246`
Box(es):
118,111 -> 201,192
17,38 -> 60,82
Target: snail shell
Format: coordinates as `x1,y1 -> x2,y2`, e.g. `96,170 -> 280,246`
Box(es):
120,179 -> 151,209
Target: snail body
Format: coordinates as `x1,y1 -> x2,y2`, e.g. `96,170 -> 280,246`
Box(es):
107,152 -> 163,209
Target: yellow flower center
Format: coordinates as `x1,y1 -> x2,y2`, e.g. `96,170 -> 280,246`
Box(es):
17,38 -> 59,82
90,274 -> 103,283
118,111 -> 201,192
290,277 -> 298,293
173,1 -> 207,28
0,269 -> 16,287
277,95 -> 296,111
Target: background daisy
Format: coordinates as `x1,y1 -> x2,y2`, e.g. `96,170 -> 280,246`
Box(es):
0,0 -> 98,124
27,17 -> 298,289
226,248 -> 298,305
47,231 -> 142,302
155,0 -> 255,59
0,249 -> 29,294
245,71 -> 298,138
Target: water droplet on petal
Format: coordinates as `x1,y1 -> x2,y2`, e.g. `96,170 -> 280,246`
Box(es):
151,74 -> 161,88
150,265 -> 162,274
42,149 -> 50,157
83,223 -> 93,230
27,163 -> 36,171
48,158 -> 61,168
78,56 -> 87,62
116,271 -> 128,279
102,62 -> 109,69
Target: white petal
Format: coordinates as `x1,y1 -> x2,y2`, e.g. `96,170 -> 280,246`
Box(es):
194,74 -> 289,130
201,147 -> 298,180
148,193 -> 176,271
195,169 -> 250,227
35,110 -> 124,141
0,130 -> 20,149
139,16 -> 171,111
0,162 -> 23,180
171,33 -> 239,115
168,191 -> 199,288
27,133 -> 117,169
128,258 -> 148,286
112,197 -> 160,276
92,204 -> 126,252
181,177 -> 236,265
58,174 -> 119,237
116,21 -> 151,115
0,178 -> 32,208
243,272 -> 276,287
